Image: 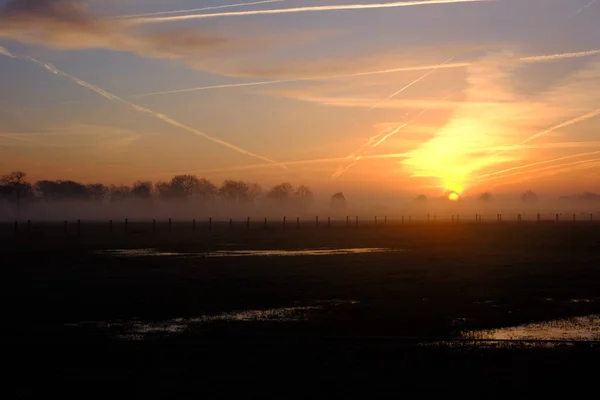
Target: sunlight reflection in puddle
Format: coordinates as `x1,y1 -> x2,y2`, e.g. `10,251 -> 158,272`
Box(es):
97,248 -> 397,258
462,315 -> 600,342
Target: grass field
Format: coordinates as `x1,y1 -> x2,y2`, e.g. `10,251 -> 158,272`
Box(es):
3,222 -> 600,397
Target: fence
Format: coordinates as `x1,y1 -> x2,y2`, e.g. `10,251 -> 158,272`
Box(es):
4,212 -> 599,238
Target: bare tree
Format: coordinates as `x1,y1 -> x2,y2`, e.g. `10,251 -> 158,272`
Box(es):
109,185 -> 133,201
218,180 -> 250,203
294,185 -> 314,208
267,183 -> 294,202
196,178 -> 217,202
1,171 -> 32,216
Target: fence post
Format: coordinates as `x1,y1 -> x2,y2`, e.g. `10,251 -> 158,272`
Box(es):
193,218 -> 196,233
346,216 -> 349,227
168,218 -> 172,233
109,220 -> 113,234
77,219 -> 81,237
125,218 -> 128,233
247,217 -> 250,229
283,216 -> 286,231
537,213 -> 541,223
452,215 -> 454,223
152,219 -> 156,233
14,221 -> 17,237
27,220 -> 31,236
457,215 -> 460,224
209,217 -> 212,232
556,214 -> 559,222
591,213 -> 593,222
229,218 -> 233,230
375,216 -> 378,226
264,217 -> 268,229
297,217 -> 300,229
328,217 -> 331,228
316,216 -> 319,227
64,220 -> 68,235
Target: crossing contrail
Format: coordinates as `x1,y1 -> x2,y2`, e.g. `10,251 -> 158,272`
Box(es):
476,150 -> 600,181
132,0 -> 490,23
0,47 -> 284,168
369,57 -> 454,111
117,0 -> 285,19
516,108 -> 600,147
131,48 -> 600,99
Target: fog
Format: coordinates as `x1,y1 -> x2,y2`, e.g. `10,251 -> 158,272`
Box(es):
2,195 -> 600,223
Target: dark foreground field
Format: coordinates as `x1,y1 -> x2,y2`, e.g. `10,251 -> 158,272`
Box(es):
2,222 -> 600,397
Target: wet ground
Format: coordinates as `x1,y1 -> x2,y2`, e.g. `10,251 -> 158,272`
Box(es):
3,223 -> 600,396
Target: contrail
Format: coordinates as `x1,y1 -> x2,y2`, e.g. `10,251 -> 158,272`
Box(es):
131,47 -> 600,99
515,108 -> 600,147
117,0 -> 285,19
476,150 -> 600,180
521,48 -> 600,62
369,57 -> 454,111
132,0 -> 490,23
485,159 -> 600,189
0,46 -> 16,58
479,158 -> 600,183
0,48 -> 284,168
574,0 -> 598,16
130,80 -> 289,98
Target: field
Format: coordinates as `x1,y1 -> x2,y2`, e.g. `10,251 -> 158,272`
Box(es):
3,221 -> 600,397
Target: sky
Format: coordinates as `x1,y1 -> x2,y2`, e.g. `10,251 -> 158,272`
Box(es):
1,0 -> 599,200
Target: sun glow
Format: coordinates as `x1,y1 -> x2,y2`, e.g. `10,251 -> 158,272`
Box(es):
448,192 -> 459,201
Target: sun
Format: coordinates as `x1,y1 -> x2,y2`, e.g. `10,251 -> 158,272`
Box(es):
448,192 -> 459,201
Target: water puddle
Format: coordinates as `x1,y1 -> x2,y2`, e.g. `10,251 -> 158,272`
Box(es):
96,248 -> 396,258
66,300 -> 358,340
462,315 -> 600,342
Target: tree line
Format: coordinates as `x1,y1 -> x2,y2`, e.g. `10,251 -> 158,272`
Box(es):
0,171 -> 314,207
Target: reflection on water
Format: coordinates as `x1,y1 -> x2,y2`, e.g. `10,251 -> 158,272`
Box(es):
97,248 -> 396,258
67,300 -> 358,340
462,315 -> 600,342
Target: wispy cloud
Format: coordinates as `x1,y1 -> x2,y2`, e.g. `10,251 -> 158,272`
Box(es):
116,0 -> 285,19
0,46 -> 284,168
132,0 -> 491,24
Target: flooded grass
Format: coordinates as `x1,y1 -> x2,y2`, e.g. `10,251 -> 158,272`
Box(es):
96,247 -> 397,258
66,300 -> 359,340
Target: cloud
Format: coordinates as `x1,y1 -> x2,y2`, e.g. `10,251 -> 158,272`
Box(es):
0,0 -> 280,61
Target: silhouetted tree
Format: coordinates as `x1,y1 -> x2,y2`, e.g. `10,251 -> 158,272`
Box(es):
478,192 -> 492,202
521,190 -> 538,203
330,192 -> 347,210
86,184 -> 108,201
268,183 -> 294,202
219,180 -> 251,203
294,185 -> 314,208
132,181 -> 153,199
196,178 -> 217,202
109,185 -> 133,201
414,194 -> 427,203
35,180 -> 89,200
169,175 -> 201,198
1,171 -> 33,216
